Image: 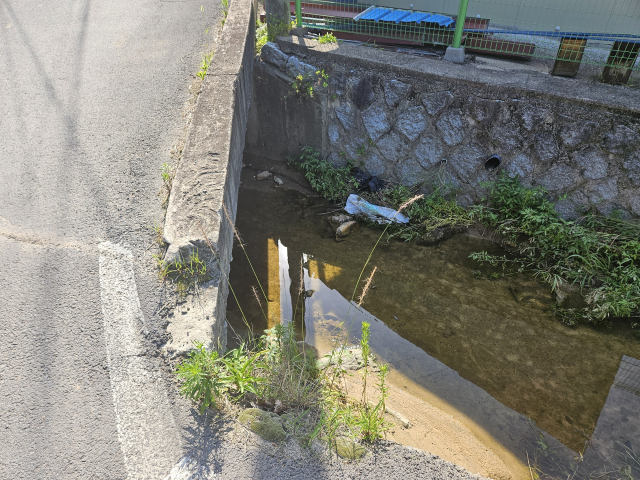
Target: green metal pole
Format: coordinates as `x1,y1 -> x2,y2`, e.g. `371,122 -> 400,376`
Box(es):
295,0 -> 302,27
451,0 -> 469,49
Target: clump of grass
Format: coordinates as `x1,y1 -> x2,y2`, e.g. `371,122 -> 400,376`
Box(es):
221,0 -> 229,26
175,322 -> 323,414
288,146 -> 359,201
470,173 -> 640,325
154,249 -> 210,296
319,32 -> 338,44
196,51 -> 214,80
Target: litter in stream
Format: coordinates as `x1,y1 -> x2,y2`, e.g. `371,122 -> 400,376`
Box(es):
345,194 -> 409,224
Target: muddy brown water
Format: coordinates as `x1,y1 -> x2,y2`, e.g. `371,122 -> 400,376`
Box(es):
227,162 -> 640,478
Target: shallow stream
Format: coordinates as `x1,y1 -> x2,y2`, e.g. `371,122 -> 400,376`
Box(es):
227,161 -> 640,479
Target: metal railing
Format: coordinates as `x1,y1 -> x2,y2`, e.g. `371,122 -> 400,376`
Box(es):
290,0 -> 640,84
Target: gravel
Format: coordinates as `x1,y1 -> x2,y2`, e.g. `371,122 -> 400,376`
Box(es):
168,409 -> 488,480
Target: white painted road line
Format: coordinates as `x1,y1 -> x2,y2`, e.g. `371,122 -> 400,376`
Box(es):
99,242 -> 182,479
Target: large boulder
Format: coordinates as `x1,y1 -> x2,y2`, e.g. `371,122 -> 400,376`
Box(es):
260,42 -> 290,70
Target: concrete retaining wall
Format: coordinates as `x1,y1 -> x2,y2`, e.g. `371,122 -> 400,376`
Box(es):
246,37 -> 640,219
162,0 -> 257,355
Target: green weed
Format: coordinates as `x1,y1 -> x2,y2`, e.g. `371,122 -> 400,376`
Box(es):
287,147 -> 359,201
154,249 -> 210,296
175,342 -> 226,413
317,69 -> 329,88
356,322 -> 390,442
196,51 -> 214,80
319,32 -> 338,44
221,0 -> 229,25
288,70 -> 329,100
290,74 -> 315,99
256,20 -> 268,53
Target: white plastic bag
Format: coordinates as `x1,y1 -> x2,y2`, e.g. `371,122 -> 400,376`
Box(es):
344,194 -> 409,224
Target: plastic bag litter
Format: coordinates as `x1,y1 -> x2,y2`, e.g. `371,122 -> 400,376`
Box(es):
344,194 -> 409,224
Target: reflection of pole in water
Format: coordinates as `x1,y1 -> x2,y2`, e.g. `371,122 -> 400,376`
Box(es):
277,239 -> 292,325
583,355 -> 640,475
266,238 -> 280,327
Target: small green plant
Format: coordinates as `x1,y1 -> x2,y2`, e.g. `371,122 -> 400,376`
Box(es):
160,163 -> 172,184
354,322 -> 390,442
149,222 -> 166,250
290,74 -> 315,99
287,147 -> 359,201
221,0 -> 229,26
196,51 -> 214,80
356,143 -> 367,156
175,342 -> 226,413
318,32 -> 338,44
317,69 -> 329,88
220,344 -> 267,399
154,249 -> 210,296
256,20 -> 268,53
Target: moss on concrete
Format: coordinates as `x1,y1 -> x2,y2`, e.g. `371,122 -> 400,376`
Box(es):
238,408 -> 287,442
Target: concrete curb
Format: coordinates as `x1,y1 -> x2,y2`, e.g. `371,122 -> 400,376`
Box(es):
162,0 -> 258,356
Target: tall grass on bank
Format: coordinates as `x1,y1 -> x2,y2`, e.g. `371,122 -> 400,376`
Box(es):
471,173 -> 640,325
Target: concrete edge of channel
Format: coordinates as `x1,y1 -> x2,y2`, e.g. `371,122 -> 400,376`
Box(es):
162,0 -> 258,356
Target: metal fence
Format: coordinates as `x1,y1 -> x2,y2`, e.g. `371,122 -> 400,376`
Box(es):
291,0 -> 640,84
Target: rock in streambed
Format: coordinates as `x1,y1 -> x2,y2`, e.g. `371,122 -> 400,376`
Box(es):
336,221 -> 359,242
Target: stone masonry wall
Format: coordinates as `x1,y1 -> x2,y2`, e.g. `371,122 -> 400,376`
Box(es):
247,39 -> 640,219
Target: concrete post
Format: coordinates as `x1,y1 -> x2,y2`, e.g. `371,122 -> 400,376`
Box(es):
265,0 -> 290,41
444,0 -> 468,64
295,0 -> 302,27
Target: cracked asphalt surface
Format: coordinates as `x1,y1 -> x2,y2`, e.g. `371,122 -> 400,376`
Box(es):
0,1 -> 489,478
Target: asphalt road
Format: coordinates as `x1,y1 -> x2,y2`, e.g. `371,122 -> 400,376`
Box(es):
0,1 -> 221,478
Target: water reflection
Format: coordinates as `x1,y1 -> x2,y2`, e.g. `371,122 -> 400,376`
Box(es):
284,247 -> 640,479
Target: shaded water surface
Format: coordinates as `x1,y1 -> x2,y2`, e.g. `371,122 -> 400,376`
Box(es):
227,168 -> 640,477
